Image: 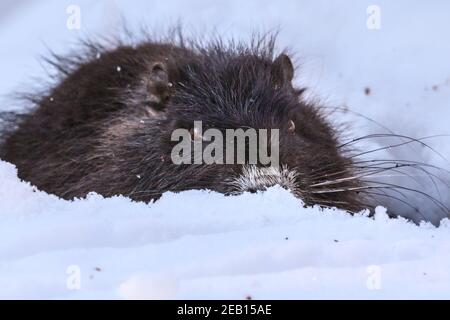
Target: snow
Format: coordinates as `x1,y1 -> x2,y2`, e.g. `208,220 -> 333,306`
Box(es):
0,161 -> 449,299
0,0 -> 450,299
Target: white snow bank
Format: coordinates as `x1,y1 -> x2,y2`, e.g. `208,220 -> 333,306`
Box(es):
1,161 -> 449,299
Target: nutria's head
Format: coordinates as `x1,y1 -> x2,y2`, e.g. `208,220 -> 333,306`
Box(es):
128,40 -> 366,213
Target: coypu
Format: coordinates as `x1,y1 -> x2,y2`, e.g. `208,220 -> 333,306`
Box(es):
0,33 -> 448,221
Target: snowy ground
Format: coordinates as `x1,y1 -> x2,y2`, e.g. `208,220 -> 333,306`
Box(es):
0,0 -> 450,299
1,161 -> 449,299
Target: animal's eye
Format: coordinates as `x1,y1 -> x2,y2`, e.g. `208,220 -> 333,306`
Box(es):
287,120 -> 296,134
189,127 -> 203,141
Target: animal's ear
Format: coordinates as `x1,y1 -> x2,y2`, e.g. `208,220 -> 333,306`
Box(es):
272,54 -> 294,84
146,62 -> 172,107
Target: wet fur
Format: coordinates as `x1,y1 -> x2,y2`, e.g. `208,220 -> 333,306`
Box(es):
1,33 -> 447,220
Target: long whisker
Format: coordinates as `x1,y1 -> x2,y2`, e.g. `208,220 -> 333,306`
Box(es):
348,134 -> 450,164
310,164 -> 434,191
359,190 -> 425,220
361,181 -> 449,217
310,183 -> 448,216
353,159 -> 450,175
355,164 -> 446,200
309,156 -> 450,185
354,161 -> 450,191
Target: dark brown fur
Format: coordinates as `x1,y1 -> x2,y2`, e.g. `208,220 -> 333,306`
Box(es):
0,35 -> 375,213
